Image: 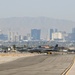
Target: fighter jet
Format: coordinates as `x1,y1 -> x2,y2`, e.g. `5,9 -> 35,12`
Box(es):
41,44 -> 59,54
28,44 -> 59,54
28,47 -> 43,53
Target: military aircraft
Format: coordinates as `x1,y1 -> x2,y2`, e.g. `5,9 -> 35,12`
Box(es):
16,47 -> 28,53
28,44 -> 59,54
28,47 -> 43,53
42,44 -> 59,54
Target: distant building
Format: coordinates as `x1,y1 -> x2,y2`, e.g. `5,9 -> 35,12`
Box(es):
55,29 -> 58,32
8,31 -> 14,42
23,36 -> 28,40
8,32 -> 19,42
52,32 -> 63,40
27,33 -> 31,40
50,29 -> 54,40
14,32 -> 19,42
0,34 -> 8,41
70,28 -> 75,41
8,32 -> 15,42
8,31 -> 11,41
31,29 -> 41,40
52,32 -> 67,41
19,35 -> 22,41
72,28 -> 75,33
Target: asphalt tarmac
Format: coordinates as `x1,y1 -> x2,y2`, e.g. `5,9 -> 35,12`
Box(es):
0,54 -> 74,75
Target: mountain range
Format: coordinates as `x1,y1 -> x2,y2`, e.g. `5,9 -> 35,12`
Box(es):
0,17 -> 75,38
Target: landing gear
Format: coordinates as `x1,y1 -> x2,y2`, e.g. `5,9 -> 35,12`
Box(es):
47,52 -> 52,54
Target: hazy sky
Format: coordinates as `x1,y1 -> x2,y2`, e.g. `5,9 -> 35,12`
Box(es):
0,0 -> 75,21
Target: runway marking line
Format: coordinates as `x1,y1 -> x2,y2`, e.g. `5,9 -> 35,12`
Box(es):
66,57 -> 75,75
61,56 -> 75,75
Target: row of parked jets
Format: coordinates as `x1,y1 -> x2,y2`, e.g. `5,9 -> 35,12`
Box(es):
18,44 -> 60,54
18,44 -> 75,54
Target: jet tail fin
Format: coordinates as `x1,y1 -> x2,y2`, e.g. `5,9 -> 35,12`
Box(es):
54,44 -> 58,51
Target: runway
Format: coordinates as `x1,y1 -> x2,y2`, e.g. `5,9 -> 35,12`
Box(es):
0,54 -> 74,75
